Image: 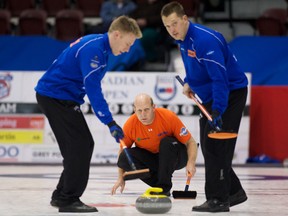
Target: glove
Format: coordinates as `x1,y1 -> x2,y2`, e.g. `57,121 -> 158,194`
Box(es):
108,120 -> 124,143
209,110 -> 223,131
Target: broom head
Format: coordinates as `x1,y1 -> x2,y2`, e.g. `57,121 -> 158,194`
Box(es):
208,130 -> 238,139
123,168 -> 150,181
172,190 -> 197,199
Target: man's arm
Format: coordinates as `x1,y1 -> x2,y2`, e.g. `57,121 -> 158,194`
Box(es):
111,149 -> 126,195
185,136 -> 198,177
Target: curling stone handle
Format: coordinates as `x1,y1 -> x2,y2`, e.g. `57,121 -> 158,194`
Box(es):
142,187 -> 167,198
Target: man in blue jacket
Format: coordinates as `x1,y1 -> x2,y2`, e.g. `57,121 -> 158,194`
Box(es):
161,1 -> 248,213
35,15 -> 142,213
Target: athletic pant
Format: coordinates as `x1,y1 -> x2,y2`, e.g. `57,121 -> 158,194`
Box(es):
200,87 -> 247,202
117,136 -> 188,192
36,93 -> 94,204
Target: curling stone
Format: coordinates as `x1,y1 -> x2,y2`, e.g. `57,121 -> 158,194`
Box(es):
135,187 -> 172,214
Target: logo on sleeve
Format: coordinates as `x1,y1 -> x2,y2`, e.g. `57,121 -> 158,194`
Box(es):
97,111 -> 105,117
90,56 -> 99,68
206,50 -> 215,55
179,127 -> 188,136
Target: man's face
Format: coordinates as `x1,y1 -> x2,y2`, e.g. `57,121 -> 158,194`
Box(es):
134,101 -> 155,126
111,31 -> 136,56
162,12 -> 188,41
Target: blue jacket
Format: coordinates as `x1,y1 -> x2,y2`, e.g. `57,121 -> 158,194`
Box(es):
35,33 -> 113,125
177,22 -> 248,114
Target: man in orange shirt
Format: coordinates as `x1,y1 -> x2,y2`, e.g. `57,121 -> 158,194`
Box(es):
111,93 -> 198,195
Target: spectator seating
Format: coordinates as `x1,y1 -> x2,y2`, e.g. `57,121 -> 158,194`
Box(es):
173,0 -> 201,20
75,0 -> 103,17
55,9 -> 84,41
5,0 -> 35,16
0,9 -> 11,34
18,9 -> 47,35
41,0 -> 70,17
256,8 -> 287,36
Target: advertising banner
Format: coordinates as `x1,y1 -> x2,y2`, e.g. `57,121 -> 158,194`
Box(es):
0,71 -> 251,164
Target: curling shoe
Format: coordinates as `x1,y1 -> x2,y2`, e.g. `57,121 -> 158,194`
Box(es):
59,200 -> 98,213
192,199 -> 230,212
50,199 -> 69,208
230,189 -> 247,207
50,199 -> 60,207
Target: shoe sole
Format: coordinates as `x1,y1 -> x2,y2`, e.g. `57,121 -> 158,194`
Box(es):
50,202 -> 59,208
59,208 -> 98,213
59,213 -> 98,215
230,196 -> 248,207
192,208 -> 230,213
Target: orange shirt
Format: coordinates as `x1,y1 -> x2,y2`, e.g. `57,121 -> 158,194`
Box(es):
122,108 -> 192,153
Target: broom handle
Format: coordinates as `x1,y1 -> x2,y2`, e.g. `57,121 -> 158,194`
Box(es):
184,173 -> 192,191
175,75 -> 213,121
120,140 -> 136,171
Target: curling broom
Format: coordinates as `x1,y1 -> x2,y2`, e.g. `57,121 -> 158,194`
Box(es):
120,139 -> 151,181
175,75 -> 238,139
172,173 -> 197,199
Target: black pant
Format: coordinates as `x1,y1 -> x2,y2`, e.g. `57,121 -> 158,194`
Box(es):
36,93 -> 94,203
200,87 -> 247,202
117,136 -> 188,192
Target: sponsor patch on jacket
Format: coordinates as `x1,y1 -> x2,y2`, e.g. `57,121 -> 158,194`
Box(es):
188,49 -> 196,57
90,55 -> 99,68
179,127 -> 188,136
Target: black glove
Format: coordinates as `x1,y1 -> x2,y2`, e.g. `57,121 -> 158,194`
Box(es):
209,110 -> 223,131
108,120 -> 124,143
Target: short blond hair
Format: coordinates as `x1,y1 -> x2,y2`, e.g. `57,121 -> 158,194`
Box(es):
108,15 -> 142,39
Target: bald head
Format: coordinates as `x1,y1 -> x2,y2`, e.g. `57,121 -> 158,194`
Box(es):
134,93 -> 153,107
133,93 -> 155,125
